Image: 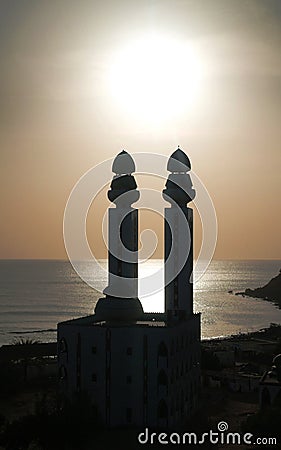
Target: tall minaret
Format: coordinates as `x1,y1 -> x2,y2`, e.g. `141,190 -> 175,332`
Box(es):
95,151 -> 144,322
163,148 -> 195,323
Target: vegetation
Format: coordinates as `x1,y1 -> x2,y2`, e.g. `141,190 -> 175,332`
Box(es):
201,348 -> 221,371
243,406 -> 281,446
0,362 -> 22,396
0,393 -> 102,450
13,339 -> 40,346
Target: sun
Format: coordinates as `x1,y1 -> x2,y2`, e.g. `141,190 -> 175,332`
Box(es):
108,33 -> 205,124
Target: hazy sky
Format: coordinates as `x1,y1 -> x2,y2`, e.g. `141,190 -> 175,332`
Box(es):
1,0 -> 280,260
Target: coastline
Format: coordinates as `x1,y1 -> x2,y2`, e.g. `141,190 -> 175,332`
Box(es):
234,269 -> 281,309
202,322 -> 281,343
1,319 -> 281,349
1,323 -> 280,354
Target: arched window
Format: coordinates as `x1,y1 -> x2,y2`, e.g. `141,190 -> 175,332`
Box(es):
59,338 -> 67,354
181,362 -> 184,377
273,389 -> 281,407
158,341 -> 168,357
181,335 -> 184,349
170,340 -> 175,356
180,390 -> 184,417
158,399 -> 168,419
176,395 -> 180,412
190,385 -> 194,410
261,387 -> 271,409
59,365 -> 67,381
158,369 -> 168,386
158,369 -> 168,394
157,341 -> 168,368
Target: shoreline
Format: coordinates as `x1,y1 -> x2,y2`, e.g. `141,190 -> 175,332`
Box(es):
234,269 -> 281,309
1,323 -> 281,351
202,322 -> 281,344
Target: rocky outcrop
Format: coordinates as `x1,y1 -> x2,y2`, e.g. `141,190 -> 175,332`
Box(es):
236,270 -> 281,307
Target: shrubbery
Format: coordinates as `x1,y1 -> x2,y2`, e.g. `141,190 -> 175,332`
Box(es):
0,393 -> 102,450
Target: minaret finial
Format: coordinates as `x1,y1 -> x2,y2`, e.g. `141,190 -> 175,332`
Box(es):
108,151 -> 139,206
112,150 -> 135,175
163,148 -> 195,206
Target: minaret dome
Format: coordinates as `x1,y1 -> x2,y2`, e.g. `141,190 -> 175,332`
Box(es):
112,150 -> 136,175
167,147 -> 191,173
163,147 -> 195,206
108,150 -> 139,205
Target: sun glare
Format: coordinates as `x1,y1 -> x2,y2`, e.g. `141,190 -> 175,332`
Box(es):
108,33 -> 205,123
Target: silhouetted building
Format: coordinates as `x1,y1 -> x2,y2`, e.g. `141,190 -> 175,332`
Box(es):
58,149 -> 201,428
260,354 -> 281,408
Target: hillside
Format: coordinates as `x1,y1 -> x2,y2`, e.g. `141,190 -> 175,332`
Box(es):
236,270 -> 281,307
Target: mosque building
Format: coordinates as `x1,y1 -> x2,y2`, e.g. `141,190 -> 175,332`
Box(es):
57,148 -> 201,428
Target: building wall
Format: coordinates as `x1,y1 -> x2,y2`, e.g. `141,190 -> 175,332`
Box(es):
259,380 -> 281,408
58,314 -> 200,429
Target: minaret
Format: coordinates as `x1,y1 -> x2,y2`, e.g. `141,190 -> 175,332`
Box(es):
163,148 -> 195,323
95,150 -> 144,322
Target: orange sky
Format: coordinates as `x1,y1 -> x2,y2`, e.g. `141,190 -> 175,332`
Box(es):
0,0 -> 280,260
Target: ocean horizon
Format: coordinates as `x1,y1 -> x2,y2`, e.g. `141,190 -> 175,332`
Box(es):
0,259 -> 281,346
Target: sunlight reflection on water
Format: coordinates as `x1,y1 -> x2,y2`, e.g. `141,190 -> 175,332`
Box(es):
0,259 -> 281,344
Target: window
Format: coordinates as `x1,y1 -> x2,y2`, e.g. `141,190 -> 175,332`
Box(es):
157,399 -> 168,419
126,408 -> 132,423
59,365 -> 67,380
157,342 -> 168,368
92,346 -> 97,354
158,369 -> 168,395
261,388 -> 271,409
126,375 -> 132,384
158,342 -> 168,357
126,347 -> 132,355
158,369 -> 168,386
92,373 -> 97,382
59,338 -> 67,354
180,390 -> 184,417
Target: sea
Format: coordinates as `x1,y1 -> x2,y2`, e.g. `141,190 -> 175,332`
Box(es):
0,259 -> 281,347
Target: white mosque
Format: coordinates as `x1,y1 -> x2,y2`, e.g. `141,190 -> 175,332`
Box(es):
57,148 -> 201,428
